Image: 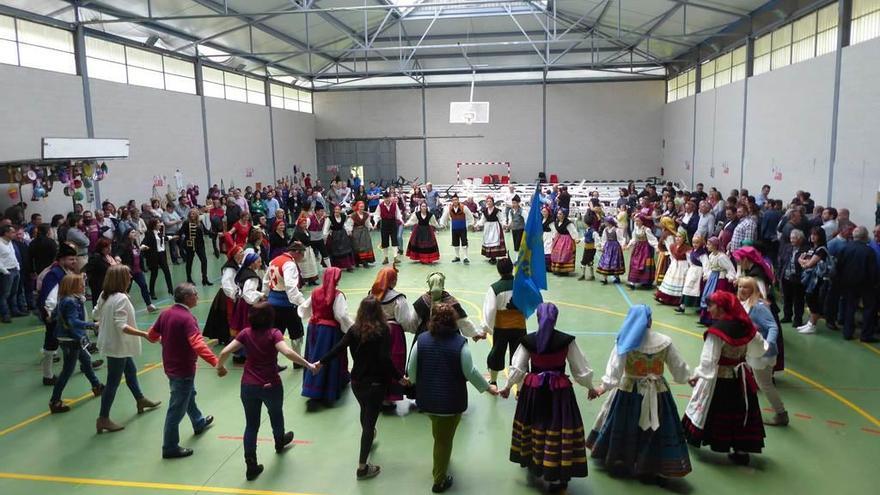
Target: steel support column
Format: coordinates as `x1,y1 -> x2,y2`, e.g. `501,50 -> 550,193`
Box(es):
195,56 -> 213,187
827,0 -> 852,205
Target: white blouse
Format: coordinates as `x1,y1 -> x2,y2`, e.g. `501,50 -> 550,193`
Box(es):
94,292 -> 142,358
506,341 -> 594,388
690,333 -> 767,381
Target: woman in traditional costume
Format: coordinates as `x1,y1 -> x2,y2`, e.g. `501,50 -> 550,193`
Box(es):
370,267 -> 417,406
291,215 -> 319,286
698,237 -> 737,325
349,201 -> 376,267
299,267 -> 354,405
676,234 -> 708,314
541,206 -> 554,270
203,245 -> 244,345
405,202 -> 442,264
499,303 -> 594,493
549,209 -> 579,275
476,195 -> 507,264
625,215 -> 658,289
586,305 -> 692,482
596,217 -> 625,284
655,229 -> 691,305
654,217 -> 678,286
323,204 -> 355,271
682,291 -> 767,466
229,251 -> 264,364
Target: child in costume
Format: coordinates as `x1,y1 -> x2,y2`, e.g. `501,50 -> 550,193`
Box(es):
625,214 -> 658,289
577,224 -> 598,281
698,237 -> 737,326
587,305 -> 692,483
596,217 -> 625,284
655,229 -> 691,305
549,209 -> 580,275
676,234 -> 708,314
654,217 -> 678,286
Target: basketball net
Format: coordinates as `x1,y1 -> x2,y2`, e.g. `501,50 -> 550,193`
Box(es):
463,111 -> 475,125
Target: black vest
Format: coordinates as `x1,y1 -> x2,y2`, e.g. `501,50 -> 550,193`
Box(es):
416,331 -> 468,415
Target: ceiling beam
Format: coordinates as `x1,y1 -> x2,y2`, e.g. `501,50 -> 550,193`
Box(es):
599,4 -> 684,65
188,0 -> 336,63
668,0 -> 751,19
57,0 -> 308,77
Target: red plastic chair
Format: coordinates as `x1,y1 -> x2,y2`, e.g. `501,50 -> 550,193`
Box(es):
483,175 -> 492,184
501,176 -> 510,184
549,174 -> 558,183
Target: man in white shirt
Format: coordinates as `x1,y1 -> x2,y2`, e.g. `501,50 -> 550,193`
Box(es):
0,225 -> 24,323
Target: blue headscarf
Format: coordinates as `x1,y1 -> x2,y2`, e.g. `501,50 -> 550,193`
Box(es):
616,304 -> 652,355
536,303 -> 559,354
240,252 -> 260,273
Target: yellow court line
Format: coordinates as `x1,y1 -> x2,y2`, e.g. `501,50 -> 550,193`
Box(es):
0,362 -> 163,437
861,342 -> 880,358
0,327 -> 43,342
0,472 -> 321,495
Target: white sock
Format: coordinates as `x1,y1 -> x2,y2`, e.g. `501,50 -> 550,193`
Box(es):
41,349 -> 55,379
454,246 -> 460,258
383,247 -> 389,259
489,370 -> 499,382
462,245 -> 469,259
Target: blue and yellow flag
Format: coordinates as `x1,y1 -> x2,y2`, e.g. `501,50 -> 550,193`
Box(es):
512,185 -> 548,319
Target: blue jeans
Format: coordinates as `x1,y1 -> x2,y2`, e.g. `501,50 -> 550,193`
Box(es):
163,376 -> 207,454
131,271 -> 152,306
99,357 -> 144,418
0,268 -> 22,317
51,341 -> 101,403
241,384 -> 285,456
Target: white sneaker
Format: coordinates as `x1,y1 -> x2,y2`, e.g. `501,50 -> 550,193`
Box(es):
798,323 -> 817,334
147,304 -> 158,313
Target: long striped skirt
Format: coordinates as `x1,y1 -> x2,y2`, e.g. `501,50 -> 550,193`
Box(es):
654,251 -> 670,285
682,374 -> 765,454
510,373 -> 588,482
587,388 -> 692,478
627,241 -> 655,285
550,235 -> 576,273
302,322 -> 350,402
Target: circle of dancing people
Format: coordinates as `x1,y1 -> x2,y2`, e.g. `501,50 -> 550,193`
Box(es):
18,175 -> 879,493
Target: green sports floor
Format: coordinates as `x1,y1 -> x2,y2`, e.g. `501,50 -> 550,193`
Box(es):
0,230 -> 878,495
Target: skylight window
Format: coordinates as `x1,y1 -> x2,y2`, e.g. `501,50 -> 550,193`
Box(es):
387,0 -> 546,18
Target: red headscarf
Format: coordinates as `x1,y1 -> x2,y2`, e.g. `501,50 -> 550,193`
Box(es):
226,243 -> 243,261
707,291 -> 756,345
312,267 -> 342,312
371,267 -> 398,301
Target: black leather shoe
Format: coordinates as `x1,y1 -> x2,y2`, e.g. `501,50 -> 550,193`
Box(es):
43,376 -> 57,386
275,431 -> 294,453
194,416 -> 214,435
162,447 -> 194,459
432,476 -> 453,493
